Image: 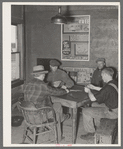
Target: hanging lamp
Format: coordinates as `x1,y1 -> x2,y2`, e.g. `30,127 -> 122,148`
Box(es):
51,6 -> 67,24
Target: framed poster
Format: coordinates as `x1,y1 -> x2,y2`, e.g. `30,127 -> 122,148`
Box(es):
75,43 -> 88,56
61,15 -> 90,61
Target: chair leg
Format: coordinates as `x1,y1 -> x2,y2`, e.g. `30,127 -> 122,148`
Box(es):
22,126 -> 27,143
54,124 -> 58,144
33,127 -> 36,144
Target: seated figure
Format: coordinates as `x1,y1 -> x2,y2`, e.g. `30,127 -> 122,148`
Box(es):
87,58 -> 106,91
80,67 -> 118,140
23,65 -> 70,141
46,59 -> 74,88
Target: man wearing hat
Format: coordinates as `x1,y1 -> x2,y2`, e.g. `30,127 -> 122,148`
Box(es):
46,59 -> 74,89
23,65 -> 70,141
87,58 -> 106,91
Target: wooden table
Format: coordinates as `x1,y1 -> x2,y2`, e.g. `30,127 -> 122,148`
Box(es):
51,85 -> 98,144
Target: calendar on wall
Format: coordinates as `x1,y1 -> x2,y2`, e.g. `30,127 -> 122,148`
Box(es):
61,15 -> 90,61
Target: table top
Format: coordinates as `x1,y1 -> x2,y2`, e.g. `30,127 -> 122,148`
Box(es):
51,85 -> 98,108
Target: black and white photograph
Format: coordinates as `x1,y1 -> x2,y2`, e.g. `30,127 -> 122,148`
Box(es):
2,2 -> 121,147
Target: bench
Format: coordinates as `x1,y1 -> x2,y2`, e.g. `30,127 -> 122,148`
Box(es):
94,118 -> 118,144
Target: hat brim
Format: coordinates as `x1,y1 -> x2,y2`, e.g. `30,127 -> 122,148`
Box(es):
31,71 -> 48,75
50,64 -> 60,66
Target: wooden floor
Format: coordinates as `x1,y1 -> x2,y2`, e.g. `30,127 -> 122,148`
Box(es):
11,107 -> 118,145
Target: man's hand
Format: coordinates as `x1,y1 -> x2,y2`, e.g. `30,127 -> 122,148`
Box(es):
61,85 -> 69,93
53,81 -> 61,88
86,84 -> 95,90
84,87 -> 96,101
61,85 -> 67,90
65,89 -> 69,93
84,87 -> 90,93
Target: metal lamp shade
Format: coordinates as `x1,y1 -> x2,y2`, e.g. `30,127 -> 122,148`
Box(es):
51,14 -> 67,24
51,6 -> 67,24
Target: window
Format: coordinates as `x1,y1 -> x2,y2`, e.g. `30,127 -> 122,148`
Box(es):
11,25 -> 19,81
11,24 -> 24,87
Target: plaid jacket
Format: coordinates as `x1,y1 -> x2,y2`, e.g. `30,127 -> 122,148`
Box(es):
23,78 -> 67,107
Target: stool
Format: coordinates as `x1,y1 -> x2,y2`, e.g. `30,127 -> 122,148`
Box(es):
94,118 -> 118,144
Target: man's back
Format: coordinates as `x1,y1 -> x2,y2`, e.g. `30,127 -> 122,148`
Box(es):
23,77 -> 67,107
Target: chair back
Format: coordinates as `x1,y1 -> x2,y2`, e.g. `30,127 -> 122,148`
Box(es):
69,71 -> 78,83
18,101 -> 56,126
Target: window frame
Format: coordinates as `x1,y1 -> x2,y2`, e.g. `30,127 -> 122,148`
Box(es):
11,24 -> 25,88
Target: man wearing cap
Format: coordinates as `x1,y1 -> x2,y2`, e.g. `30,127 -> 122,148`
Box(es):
80,67 -> 118,140
87,58 -> 106,91
46,59 -> 74,89
23,65 -> 70,141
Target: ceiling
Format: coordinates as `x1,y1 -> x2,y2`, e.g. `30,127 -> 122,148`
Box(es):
25,5 -> 118,12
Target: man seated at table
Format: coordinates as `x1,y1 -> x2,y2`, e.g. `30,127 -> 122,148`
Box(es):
80,67 -> 118,140
87,58 -> 106,91
23,65 -> 70,140
46,59 -> 74,89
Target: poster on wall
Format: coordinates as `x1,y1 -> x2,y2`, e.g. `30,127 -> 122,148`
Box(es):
61,15 -> 90,61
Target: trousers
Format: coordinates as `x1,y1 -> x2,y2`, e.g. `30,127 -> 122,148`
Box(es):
82,102 -> 118,133
47,102 -> 65,142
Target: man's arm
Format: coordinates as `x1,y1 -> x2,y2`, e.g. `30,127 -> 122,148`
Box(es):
84,87 -> 96,101
42,83 -> 68,96
61,71 -> 74,88
85,86 -> 108,104
87,84 -> 102,91
46,72 -> 51,82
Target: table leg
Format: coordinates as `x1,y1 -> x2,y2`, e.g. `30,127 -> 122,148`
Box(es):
56,113 -> 61,143
69,108 -> 73,119
72,108 -> 77,144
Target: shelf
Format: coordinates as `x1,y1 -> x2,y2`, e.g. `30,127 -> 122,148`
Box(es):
63,32 -> 89,34
70,41 -> 89,43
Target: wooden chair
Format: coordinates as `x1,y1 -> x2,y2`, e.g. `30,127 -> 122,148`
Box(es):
18,101 -> 58,144
69,71 -> 78,83
12,93 -> 24,111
